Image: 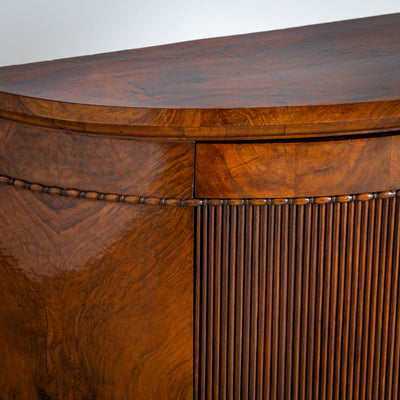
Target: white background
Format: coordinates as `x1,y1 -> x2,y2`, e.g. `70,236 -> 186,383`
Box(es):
1,0 -> 399,67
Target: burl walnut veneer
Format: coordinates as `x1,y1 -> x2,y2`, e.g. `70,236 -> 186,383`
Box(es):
1,13 -> 400,400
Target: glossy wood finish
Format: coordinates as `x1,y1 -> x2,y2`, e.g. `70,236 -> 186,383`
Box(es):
1,13 -> 400,400
196,196 -> 400,399
0,118 -> 194,197
0,185 -> 193,400
196,134 -> 400,198
0,14 -> 400,139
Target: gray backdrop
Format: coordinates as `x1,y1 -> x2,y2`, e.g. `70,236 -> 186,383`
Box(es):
1,0 -> 399,67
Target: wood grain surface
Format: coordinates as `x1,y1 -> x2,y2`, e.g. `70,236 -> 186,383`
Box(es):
0,14 -> 399,139
1,12 -> 400,400
196,198 -> 400,399
196,134 -> 400,198
0,118 -> 194,197
0,185 -> 193,400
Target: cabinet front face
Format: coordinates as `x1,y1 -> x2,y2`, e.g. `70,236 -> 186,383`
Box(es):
1,13 -> 400,400
195,198 -> 400,400
194,135 -> 400,400
2,127 -> 400,400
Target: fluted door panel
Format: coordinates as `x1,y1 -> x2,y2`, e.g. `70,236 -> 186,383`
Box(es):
195,193 -> 400,399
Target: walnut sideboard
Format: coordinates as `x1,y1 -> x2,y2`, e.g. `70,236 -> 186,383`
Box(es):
1,13 -> 400,400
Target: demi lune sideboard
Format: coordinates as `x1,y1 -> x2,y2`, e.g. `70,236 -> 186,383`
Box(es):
1,13 -> 400,400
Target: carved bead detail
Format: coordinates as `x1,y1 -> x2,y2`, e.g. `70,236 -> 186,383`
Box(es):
1,174 -> 399,208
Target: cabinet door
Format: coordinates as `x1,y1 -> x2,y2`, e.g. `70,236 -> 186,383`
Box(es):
195,198 -> 400,399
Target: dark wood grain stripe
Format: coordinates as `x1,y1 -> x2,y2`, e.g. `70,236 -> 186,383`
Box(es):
379,196 -> 396,398
195,206 -> 201,400
326,202 -> 341,400
306,203 -> 318,400
292,204 -> 304,399
256,206 -> 267,400
213,206 -> 222,399
300,203 -> 312,400
263,204 -> 274,400
320,202 -> 333,400
220,206 -> 230,400
249,206 -> 260,400
234,206 -> 245,400
352,201 -> 367,400
366,199 -> 382,399
242,206 -> 252,399
286,204 -> 296,399
340,202 -> 354,399
200,205 -> 208,400
227,206 -> 237,399
278,205 -> 289,400
206,206 -> 215,400
359,199 -> 376,399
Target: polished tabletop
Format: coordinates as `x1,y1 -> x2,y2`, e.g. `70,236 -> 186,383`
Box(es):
0,13 -> 399,138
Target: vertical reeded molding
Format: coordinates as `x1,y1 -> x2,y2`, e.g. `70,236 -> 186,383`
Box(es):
227,206 -> 237,399
286,203 -> 297,400
264,204 -> 275,400
326,202 -> 340,400
220,205 -> 230,400
195,196 -> 400,399
392,197 -> 400,399
199,205 -> 208,400
387,197 -> 400,398
195,206 -> 201,400
256,206 -> 267,400
242,206 -> 252,399
366,199 -> 382,400
359,199 -> 376,399
319,202 -> 333,400
213,207 -> 222,399
292,204 -> 304,399
206,206 -> 215,400
249,206 -> 260,400
234,206 -> 245,400
299,203 -> 312,400
352,201 -> 368,400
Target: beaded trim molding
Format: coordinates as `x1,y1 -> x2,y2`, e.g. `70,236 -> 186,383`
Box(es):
0,174 -> 399,207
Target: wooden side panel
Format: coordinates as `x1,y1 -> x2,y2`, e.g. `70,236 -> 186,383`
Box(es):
196,197 -> 400,399
0,185 -> 193,400
0,118 -> 194,197
196,135 -> 400,198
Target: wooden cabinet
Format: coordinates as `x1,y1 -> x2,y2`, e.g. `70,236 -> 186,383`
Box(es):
1,13 -> 400,400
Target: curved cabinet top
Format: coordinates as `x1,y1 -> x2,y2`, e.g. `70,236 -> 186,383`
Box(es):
0,13 -> 400,140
